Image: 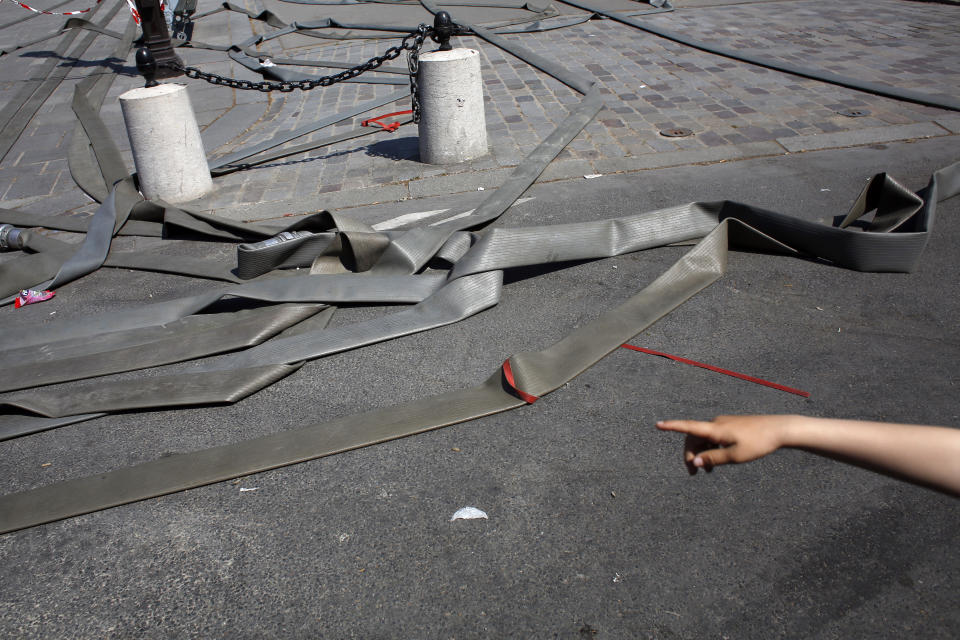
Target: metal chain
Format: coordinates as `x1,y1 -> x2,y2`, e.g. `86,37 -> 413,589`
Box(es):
164,25 -> 432,94
407,46 -> 421,123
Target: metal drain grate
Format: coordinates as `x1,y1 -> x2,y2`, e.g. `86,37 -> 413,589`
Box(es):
660,127 -> 694,137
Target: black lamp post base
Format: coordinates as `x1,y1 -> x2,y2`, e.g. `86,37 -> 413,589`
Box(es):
133,0 -> 183,80
137,39 -> 183,79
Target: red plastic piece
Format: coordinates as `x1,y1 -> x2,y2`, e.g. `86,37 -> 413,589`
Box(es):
361,110 -> 413,133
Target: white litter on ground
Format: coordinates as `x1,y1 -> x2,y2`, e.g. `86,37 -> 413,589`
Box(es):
450,506 -> 488,521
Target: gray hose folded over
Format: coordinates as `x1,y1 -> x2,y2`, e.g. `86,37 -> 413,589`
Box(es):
0,159 -> 954,533
2,272 -> 447,348
0,177 -> 136,303
1,363 -> 304,419
0,214 -> 859,535
0,193 -> 376,297
0,164 -> 954,420
0,271 -> 501,417
0,304 -> 326,394
67,9 -> 138,202
0,414 -> 106,442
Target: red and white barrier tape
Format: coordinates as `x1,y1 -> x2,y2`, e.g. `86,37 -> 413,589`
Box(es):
123,0 -> 165,25
0,0 -> 164,19
124,0 -> 139,23
0,0 -> 102,16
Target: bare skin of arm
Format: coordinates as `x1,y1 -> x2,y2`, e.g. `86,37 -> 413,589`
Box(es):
656,415 -> 960,497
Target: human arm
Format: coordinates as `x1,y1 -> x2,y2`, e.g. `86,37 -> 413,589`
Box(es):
656,414 -> 960,496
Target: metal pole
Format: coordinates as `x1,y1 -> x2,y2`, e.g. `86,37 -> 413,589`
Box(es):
133,0 -> 183,79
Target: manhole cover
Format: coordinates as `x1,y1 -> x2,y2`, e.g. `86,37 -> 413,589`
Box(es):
660,127 -> 694,137
837,109 -> 870,117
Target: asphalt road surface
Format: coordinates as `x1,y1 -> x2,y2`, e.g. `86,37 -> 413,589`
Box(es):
1,137 -> 958,638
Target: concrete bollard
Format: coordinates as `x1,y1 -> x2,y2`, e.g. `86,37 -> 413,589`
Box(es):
417,48 -> 488,165
119,83 -> 212,203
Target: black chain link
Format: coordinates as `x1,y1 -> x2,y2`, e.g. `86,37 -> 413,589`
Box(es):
165,25 -> 433,108
407,45 -> 422,123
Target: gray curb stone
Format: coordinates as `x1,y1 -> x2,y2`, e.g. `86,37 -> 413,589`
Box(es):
777,122 -> 949,153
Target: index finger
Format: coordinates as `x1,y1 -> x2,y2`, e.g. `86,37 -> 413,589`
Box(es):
656,419 -> 718,438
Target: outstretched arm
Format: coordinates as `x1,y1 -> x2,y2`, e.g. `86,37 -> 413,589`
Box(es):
656,415 -> 960,496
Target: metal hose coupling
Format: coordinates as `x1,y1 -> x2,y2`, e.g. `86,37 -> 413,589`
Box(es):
0,224 -> 24,251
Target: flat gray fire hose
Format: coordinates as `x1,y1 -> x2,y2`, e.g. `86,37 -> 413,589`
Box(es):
0,184 -> 396,297
0,179 -> 135,303
3,164 -> 958,533
0,165 -> 939,395
0,164 -> 954,421
0,304 -> 325,394
0,15 -> 126,57
1,0 -> 958,534
3,273 -> 447,348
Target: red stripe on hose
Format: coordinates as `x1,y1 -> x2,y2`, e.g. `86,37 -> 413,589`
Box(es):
502,359 -> 539,404
621,344 -> 810,398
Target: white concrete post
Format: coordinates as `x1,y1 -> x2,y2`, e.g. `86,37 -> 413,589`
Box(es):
119,83 -> 212,203
417,48 -> 488,164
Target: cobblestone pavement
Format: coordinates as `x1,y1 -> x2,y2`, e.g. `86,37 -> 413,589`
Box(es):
0,0 -> 958,220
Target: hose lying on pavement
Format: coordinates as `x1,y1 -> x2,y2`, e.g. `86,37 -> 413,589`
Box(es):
0,0 -> 958,534
0,157 -> 956,533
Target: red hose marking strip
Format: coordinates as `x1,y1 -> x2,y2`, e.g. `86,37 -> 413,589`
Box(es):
502,359 -> 539,404
621,344 -> 811,398
361,110 -> 413,132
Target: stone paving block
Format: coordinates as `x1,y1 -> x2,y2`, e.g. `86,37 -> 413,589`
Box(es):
12,190 -> 95,216
201,103 -> 273,155
1,170 -> 57,201
935,115 -> 960,134
0,193 -> 49,209
194,109 -> 223,129
37,157 -> 67,177
7,131 -> 68,165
